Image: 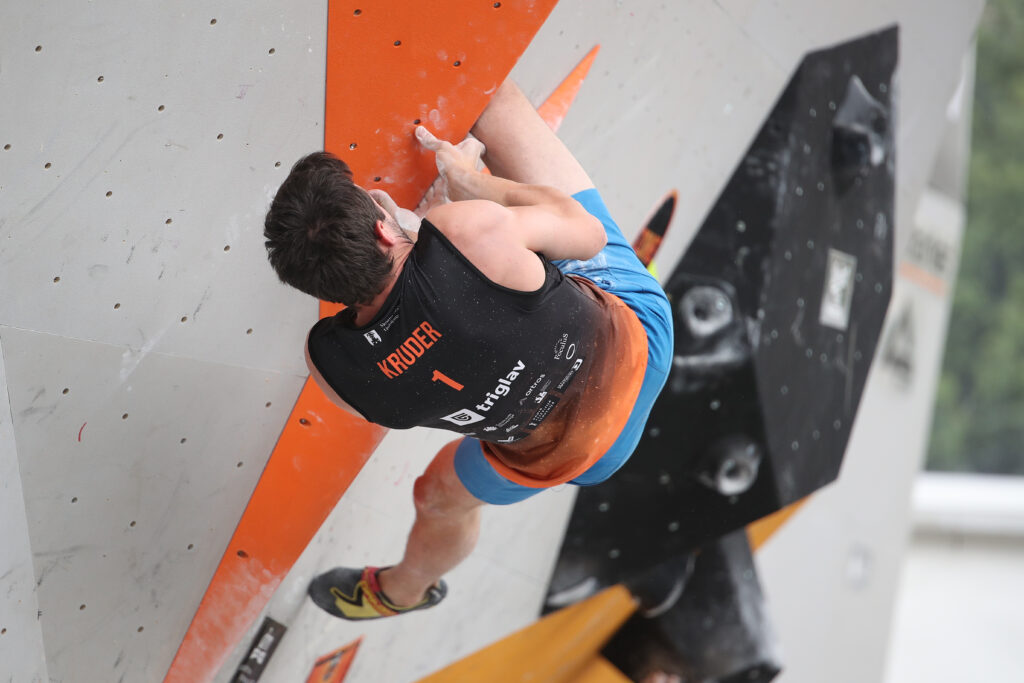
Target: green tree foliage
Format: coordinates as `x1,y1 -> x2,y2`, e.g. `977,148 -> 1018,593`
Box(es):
928,0 -> 1024,473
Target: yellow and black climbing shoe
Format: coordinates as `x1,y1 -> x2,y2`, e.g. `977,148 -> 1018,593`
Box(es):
308,566 -> 447,620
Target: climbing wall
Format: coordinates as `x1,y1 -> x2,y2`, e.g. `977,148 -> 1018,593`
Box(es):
0,1 -> 982,682
0,3 -> 326,681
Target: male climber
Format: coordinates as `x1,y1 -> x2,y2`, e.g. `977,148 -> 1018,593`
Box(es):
263,80 -> 673,620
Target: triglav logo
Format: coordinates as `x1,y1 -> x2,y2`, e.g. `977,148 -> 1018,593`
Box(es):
364,330 -> 382,345
440,408 -> 484,426
475,360 -> 525,413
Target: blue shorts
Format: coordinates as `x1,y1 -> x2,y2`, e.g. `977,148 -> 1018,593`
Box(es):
453,188 -> 674,504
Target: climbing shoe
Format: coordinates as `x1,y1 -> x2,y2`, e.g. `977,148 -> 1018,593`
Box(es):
308,566 -> 447,620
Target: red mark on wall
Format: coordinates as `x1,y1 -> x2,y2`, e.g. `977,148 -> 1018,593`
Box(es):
78,422 -> 86,442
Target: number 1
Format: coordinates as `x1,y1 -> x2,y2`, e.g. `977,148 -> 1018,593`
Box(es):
431,370 -> 464,391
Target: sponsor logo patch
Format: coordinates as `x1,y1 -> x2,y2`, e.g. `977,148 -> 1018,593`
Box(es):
528,396 -> 560,430
440,408 -> 485,426
556,357 -> 584,392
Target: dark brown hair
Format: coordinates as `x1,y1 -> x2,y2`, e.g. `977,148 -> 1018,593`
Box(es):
264,152 -> 391,305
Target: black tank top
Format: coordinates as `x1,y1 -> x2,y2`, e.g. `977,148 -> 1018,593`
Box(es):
306,220 -> 605,443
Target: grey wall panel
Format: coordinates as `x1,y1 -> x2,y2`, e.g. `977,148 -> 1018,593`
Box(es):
0,1 -> 325,375
0,340 -> 50,682
1,326 -> 305,682
512,0 -> 984,274
512,0 -> 787,276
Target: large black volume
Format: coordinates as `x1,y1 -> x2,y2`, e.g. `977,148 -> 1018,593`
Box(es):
546,26 -> 898,607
